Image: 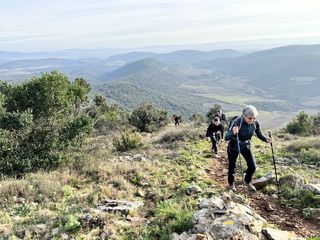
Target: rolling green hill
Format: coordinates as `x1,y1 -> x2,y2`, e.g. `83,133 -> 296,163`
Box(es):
196,45 -> 320,107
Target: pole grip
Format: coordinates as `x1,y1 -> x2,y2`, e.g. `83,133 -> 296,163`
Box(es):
268,130 -> 272,138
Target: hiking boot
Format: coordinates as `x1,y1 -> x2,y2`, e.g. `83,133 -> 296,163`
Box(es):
212,149 -> 218,154
228,184 -> 236,191
245,182 -> 257,192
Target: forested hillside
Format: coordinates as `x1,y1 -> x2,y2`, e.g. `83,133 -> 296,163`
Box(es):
0,73 -> 319,239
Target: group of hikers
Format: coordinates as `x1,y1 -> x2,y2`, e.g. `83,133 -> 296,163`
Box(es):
205,105 -> 273,192
172,105 -> 273,192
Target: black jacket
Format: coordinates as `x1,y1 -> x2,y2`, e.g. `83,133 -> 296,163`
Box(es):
225,116 -> 267,145
206,123 -> 224,138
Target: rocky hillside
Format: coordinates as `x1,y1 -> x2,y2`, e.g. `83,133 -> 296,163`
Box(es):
0,123 -> 319,239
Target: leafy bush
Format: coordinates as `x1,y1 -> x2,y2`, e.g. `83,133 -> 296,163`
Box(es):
159,128 -> 201,144
129,102 -> 169,132
113,130 -> 142,152
286,111 -> 313,135
206,104 -> 221,121
0,71 -> 93,175
91,97 -> 129,134
312,113 -> 320,135
189,113 -> 206,124
280,187 -> 320,209
286,137 -> 320,165
152,199 -> 193,239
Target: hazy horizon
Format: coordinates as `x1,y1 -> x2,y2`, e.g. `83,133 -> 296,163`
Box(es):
1,0 -> 320,52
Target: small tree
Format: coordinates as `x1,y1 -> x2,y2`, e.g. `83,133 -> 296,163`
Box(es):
129,102 -> 169,132
0,71 -> 93,175
286,111 -> 313,135
189,113 -> 206,124
113,130 -> 142,152
206,104 -> 221,121
312,113 -> 320,135
88,95 -> 129,134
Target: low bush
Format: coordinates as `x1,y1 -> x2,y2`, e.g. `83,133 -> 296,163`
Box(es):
129,102 -> 169,133
159,128 -> 201,144
286,137 -> 320,165
280,186 -> 320,209
113,130 -> 142,152
286,111 -> 312,135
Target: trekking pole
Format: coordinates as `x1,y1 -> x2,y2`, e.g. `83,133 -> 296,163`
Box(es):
236,132 -> 244,185
268,130 -> 280,192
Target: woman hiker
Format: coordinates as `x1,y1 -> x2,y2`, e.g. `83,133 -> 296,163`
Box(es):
225,105 -> 273,192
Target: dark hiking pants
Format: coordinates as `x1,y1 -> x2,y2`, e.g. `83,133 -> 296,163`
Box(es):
209,136 -> 218,153
227,141 -> 256,185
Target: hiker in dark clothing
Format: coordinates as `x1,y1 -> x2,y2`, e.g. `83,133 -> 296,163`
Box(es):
225,105 -> 272,192
206,117 -> 224,154
215,110 -> 228,126
172,114 -> 181,126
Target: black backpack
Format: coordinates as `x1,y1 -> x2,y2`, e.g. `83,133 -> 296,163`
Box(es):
228,116 -> 242,131
228,116 -> 256,132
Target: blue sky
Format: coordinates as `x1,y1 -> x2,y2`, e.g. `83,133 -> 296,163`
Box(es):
1,0 -> 320,51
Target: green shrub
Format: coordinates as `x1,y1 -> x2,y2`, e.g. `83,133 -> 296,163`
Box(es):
150,199 -> 193,239
298,148 -> 320,165
312,113 -> 320,135
0,72 -> 93,175
286,111 -> 313,135
63,214 -> 81,232
113,130 -> 142,152
159,129 -> 201,143
90,95 -> 129,134
189,113 -> 206,124
280,187 -> 320,209
206,104 -> 221,121
308,237 -> 320,240
286,138 -> 320,165
129,102 -> 169,133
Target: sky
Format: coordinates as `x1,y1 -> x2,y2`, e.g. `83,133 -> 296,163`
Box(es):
1,0 -> 320,52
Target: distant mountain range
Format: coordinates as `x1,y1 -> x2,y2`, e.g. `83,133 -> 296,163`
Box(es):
1,44 -> 320,119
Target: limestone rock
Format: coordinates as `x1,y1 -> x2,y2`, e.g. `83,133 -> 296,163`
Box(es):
262,228 -> 297,240
303,184 -> 320,194
252,173 -> 276,190
279,175 -> 304,189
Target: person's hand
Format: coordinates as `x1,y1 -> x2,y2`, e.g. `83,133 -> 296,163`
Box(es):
232,126 -> 239,135
267,137 -> 273,143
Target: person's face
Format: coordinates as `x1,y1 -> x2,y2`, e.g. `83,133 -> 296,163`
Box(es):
214,121 -> 219,126
217,112 -> 220,116
245,115 -> 256,124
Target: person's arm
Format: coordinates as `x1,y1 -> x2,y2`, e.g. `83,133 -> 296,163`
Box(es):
225,121 -> 237,141
254,120 -> 268,142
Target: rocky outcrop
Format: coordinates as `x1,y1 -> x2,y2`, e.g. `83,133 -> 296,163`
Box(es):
279,175 -> 304,189
172,193 -> 304,240
96,199 -> 143,215
303,184 -> 320,195
252,173 -> 277,190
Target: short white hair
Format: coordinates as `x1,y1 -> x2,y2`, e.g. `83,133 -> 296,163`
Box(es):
242,105 -> 258,117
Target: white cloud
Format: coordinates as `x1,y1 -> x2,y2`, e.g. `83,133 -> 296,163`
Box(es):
1,0 -> 320,51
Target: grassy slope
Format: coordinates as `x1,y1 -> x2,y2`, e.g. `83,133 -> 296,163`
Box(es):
0,124 -> 319,239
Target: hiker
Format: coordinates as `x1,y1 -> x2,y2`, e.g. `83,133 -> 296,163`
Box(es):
206,117 -> 224,154
172,114 -> 181,126
225,105 -> 272,191
215,109 -> 228,126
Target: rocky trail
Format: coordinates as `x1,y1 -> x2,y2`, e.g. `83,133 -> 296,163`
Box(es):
204,141 -> 320,238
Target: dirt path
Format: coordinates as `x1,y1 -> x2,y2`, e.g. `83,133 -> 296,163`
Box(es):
204,142 -> 320,238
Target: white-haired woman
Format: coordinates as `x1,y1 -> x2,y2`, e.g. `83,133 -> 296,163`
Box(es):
225,105 -> 272,191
